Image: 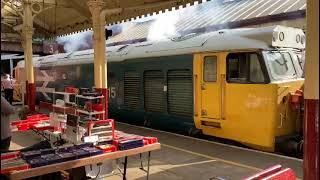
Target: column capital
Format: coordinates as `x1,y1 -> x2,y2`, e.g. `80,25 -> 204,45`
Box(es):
87,0 -> 106,14
22,0 -> 32,5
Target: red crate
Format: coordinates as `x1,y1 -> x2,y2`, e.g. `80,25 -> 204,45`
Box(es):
17,124 -> 30,131
1,164 -> 30,174
244,165 -> 296,180
143,137 -> 158,144
27,114 -> 48,119
1,151 -> 20,160
96,144 -> 117,153
31,125 -> 54,132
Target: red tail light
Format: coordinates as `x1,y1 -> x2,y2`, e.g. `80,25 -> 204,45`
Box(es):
290,89 -> 303,110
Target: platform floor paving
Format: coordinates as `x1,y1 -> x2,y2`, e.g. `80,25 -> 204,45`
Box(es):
8,119 -> 302,180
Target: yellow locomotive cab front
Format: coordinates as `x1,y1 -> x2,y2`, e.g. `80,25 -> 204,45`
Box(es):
193,49 -> 305,152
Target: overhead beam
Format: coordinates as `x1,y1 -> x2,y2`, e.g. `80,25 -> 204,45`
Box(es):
1,40 -> 44,54
1,32 -> 21,40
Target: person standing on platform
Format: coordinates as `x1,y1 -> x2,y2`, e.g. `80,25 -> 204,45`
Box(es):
1,74 -> 15,104
1,95 -> 15,152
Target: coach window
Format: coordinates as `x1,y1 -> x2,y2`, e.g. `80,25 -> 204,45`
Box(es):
203,56 -> 217,82
227,52 -> 265,83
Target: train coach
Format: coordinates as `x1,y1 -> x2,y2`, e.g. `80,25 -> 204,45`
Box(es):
15,25 -> 305,153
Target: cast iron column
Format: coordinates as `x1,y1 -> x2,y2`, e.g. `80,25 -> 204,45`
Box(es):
88,0 -> 108,119
304,0 -> 319,179
22,0 -> 35,111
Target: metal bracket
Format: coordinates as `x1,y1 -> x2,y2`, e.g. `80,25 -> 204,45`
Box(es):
201,83 -> 206,90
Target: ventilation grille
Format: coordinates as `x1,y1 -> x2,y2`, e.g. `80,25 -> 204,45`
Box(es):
144,71 -> 164,112
168,70 -> 193,117
124,71 -> 140,109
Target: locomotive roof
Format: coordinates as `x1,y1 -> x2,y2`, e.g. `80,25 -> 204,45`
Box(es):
16,25 -> 305,68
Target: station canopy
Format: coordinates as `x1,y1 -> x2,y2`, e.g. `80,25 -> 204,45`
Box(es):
1,0 -> 204,38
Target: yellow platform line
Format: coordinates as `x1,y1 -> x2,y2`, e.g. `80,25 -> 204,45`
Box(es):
162,144 -> 302,180
117,122 -> 302,162
116,122 -> 302,179
162,143 -> 262,171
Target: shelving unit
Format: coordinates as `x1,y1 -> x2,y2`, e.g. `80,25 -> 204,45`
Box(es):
74,94 -> 114,143
51,91 -> 77,132
52,91 -> 77,114
75,94 -> 105,121
47,90 -> 113,145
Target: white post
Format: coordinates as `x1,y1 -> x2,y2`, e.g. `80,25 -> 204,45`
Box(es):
10,58 -> 14,77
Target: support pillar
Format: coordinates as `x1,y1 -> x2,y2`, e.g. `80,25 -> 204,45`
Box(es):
304,0 -> 319,179
88,0 -> 108,119
10,59 -> 13,77
21,1 -> 35,111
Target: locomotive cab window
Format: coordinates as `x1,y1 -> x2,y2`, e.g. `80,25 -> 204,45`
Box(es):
263,51 -> 297,80
227,52 -> 266,83
203,56 -> 217,82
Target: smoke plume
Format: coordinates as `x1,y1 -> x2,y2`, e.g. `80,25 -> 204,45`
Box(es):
56,24 -> 126,53
147,10 -> 182,41
56,0 -> 230,51
56,31 -> 93,53
146,2 -> 213,41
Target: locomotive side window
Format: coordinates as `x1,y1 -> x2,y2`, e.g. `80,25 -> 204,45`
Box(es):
203,56 -> 217,82
227,53 -> 248,83
227,52 -> 265,83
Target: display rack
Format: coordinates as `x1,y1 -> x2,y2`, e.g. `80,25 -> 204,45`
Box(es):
53,91 -> 77,113
87,119 -> 115,143
51,91 -> 77,132
75,94 -> 105,120
61,92 -> 113,144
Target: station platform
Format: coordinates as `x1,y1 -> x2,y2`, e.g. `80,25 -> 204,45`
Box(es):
9,120 -> 302,180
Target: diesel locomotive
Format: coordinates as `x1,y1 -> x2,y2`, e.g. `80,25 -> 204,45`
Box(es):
15,25 -> 305,153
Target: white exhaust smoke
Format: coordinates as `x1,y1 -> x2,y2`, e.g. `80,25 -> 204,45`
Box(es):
147,10 -> 183,41
146,1 -> 215,41
56,0 -> 225,51
56,31 -> 93,53
56,23 -> 133,52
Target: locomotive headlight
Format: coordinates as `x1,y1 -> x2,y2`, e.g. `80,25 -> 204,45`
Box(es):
279,32 -> 285,41
296,34 -> 301,43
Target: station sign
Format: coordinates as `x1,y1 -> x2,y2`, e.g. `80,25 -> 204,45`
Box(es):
43,42 -> 59,54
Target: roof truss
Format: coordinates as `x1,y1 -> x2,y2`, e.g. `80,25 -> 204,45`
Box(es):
1,0 -> 204,38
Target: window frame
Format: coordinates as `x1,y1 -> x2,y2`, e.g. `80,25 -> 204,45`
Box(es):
263,50 -> 298,81
203,55 -> 218,83
226,52 -> 270,84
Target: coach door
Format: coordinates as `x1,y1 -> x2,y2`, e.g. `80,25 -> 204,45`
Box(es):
194,53 -> 225,121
